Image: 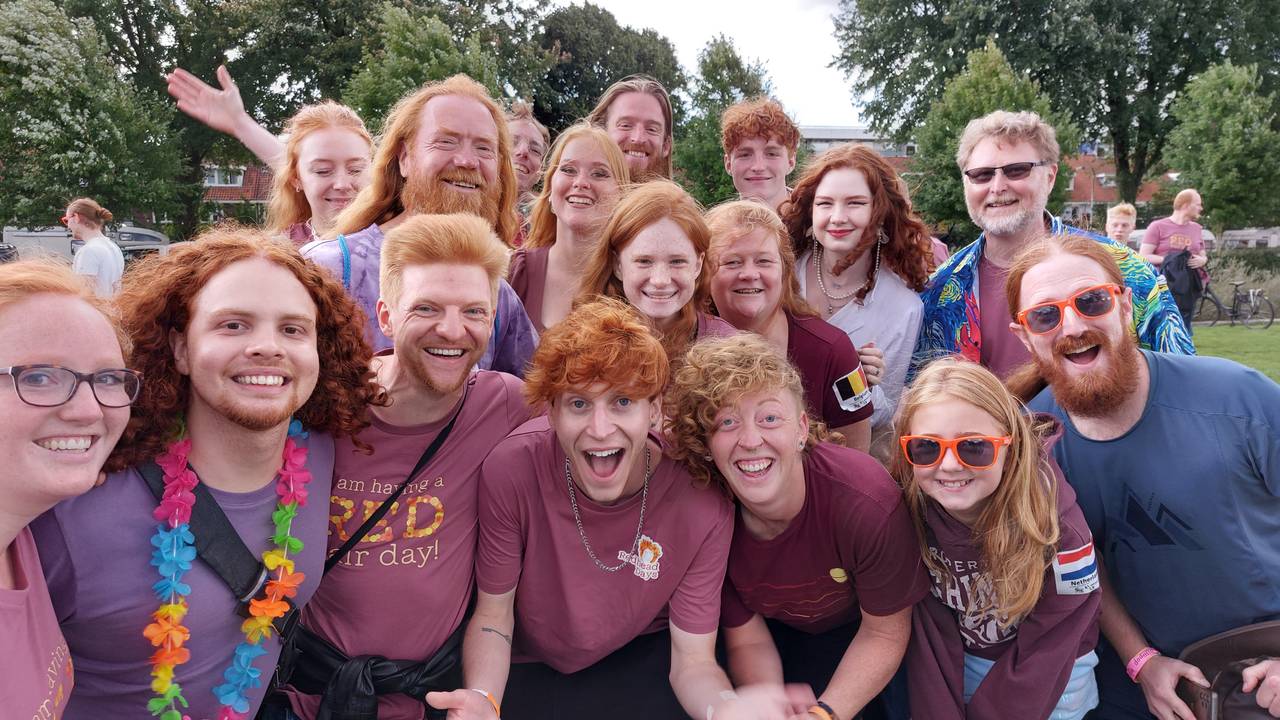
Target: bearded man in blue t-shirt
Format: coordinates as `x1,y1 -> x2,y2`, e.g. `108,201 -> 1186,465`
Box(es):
1002,234 -> 1280,720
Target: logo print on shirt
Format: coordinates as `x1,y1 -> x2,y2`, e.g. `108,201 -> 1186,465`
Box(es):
1108,485 -> 1203,554
618,534 -> 663,581
1053,542 -> 1101,595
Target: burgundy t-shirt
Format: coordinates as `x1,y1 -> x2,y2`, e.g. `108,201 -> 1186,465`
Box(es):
786,312 -> 874,429
507,247 -> 550,334
721,442 -> 928,633
977,255 -> 1030,379
476,417 -> 734,673
31,433 -> 335,719
287,371 -> 530,720
697,311 -> 737,340
1144,218 -> 1205,268
3,527 -> 73,718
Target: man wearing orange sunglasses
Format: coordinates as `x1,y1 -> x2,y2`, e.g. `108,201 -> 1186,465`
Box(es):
1012,235 -> 1280,720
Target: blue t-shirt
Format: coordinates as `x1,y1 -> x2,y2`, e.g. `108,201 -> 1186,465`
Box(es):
1030,350 -> 1280,718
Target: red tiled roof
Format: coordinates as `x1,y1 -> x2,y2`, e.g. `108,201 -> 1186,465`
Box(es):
202,165 -> 274,203
1064,155 -> 1167,204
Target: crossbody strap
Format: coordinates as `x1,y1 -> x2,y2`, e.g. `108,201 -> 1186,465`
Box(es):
324,387 -> 469,574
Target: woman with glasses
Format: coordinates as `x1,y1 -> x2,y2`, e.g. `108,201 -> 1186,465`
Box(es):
0,260 -> 139,717
891,358 -> 1101,720
63,198 -> 125,298
665,333 -> 928,720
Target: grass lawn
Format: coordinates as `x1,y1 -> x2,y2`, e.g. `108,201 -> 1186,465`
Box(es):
1191,324 -> 1280,381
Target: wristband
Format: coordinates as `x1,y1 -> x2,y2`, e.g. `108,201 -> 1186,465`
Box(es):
1126,647 -> 1161,682
808,700 -> 840,720
470,688 -> 501,718
706,690 -> 738,720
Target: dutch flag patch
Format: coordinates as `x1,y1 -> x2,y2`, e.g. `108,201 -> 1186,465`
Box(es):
1053,542 -> 1101,595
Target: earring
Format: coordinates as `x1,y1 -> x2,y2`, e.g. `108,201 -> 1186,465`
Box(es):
703,454 -> 712,461
877,227 -> 889,245
805,226 -> 814,239
797,439 -> 806,451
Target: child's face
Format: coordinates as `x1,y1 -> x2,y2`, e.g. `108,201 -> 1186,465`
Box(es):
906,397 -> 1009,527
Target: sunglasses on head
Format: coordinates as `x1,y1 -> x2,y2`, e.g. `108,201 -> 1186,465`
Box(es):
1017,284 -> 1123,335
962,160 -> 1051,184
900,434 -> 1011,470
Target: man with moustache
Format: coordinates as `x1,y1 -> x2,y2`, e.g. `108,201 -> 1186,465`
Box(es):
719,97 -> 799,212
303,74 -> 537,377
913,110 -> 1192,381
587,75 -> 676,182
1007,236 -> 1280,720
31,229 -> 379,718
276,214 -> 533,720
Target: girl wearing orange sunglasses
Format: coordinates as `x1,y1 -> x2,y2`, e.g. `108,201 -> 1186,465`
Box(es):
891,358 -> 1103,720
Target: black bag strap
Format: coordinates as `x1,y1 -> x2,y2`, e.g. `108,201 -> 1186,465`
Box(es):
139,461 -> 281,614
324,387 -> 469,573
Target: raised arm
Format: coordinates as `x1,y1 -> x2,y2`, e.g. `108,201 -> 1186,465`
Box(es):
166,65 -> 284,168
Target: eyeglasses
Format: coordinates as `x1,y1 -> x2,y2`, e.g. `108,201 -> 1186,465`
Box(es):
2,365 -> 142,408
900,434 -> 1012,470
962,161 -> 1051,184
1016,284 -> 1122,335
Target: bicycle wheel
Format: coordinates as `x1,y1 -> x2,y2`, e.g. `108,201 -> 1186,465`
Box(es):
1198,291 -> 1222,326
1245,297 -> 1275,329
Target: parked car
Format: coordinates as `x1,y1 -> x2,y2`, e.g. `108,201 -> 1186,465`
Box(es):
2,224 -> 169,264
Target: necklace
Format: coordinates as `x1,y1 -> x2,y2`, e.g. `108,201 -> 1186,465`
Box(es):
144,422 -> 312,720
564,446 -> 651,573
813,240 -> 882,316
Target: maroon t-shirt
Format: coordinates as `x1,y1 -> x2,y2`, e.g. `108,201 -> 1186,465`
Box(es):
786,312 -> 874,429
697,311 -> 737,340
907,420 -> 1101,720
287,371 -> 530,720
2,527 -> 72,718
477,417 -> 734,673
977,256 -> 1030,379
507,247 -> 550,334
721,442 -> 929,633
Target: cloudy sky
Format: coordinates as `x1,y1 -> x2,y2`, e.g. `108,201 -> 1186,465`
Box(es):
559,0 -> 864,127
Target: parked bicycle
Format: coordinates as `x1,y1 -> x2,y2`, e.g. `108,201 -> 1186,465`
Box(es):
1196,280 -> 1275,329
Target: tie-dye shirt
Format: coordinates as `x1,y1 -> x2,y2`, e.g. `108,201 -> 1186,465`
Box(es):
912,215 -> 1193,376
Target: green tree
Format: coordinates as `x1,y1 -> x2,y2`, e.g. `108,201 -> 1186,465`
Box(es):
832,0 -> 1280,203
0,0 -> 183,227
910,41 -> 1080,246
536,2 -> 686,132
342,4 -> 502,135
674,35 -> 772,206
1165,62 -> 1280,233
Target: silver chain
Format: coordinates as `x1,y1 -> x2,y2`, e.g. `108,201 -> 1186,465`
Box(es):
814,238 -> 881,316
564,446 -> 651,573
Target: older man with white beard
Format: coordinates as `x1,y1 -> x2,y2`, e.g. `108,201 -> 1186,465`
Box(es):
1006,235 -> 1280,720
302,74 -> 538,377
912,110 -> 1192,381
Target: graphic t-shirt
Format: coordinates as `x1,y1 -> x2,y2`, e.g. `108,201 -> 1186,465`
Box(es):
786,312 -> 874,429
720,442 -> 927,633
1030,351 -> 1280,718
31,433 -> 335,719
976,255 -> 1030,379
907,421 -> 1101,720
287,371 -> 530,720
476,418 -> 734,674
1144,218 -> 1204,269
2,527 -> 73,718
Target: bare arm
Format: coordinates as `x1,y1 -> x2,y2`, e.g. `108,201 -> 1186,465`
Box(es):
425,589 -> 515,719
819,606 -> 911,719
670,623 -> 801,720
832,419 -> 871,454
724,614 -> 785,687
1096,559 -> 1206,720
1138,242 -> 1164,267
166,65 -> 284,168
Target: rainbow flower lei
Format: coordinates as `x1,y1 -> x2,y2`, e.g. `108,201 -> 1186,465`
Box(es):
144,421 -> 312,720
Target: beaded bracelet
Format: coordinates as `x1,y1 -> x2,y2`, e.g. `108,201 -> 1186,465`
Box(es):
1126,647 -> 1162,682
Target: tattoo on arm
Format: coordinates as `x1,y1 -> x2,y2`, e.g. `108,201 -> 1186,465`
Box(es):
482,626 -> 512,646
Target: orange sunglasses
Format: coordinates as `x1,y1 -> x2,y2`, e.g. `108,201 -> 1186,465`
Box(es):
899,434 -> 1012,470
1016,283 -> 1122,335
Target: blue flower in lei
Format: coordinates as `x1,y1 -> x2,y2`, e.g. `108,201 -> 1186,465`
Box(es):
149,524 -> 195,600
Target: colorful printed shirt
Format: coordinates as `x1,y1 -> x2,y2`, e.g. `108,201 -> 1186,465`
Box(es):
911,215 -> 1194,377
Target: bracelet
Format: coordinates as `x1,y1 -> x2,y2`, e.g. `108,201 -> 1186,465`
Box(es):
470,687 -> 501,718
808,700 -> 840,720
1126,647 -> 1162,682
706,690 -> 738,720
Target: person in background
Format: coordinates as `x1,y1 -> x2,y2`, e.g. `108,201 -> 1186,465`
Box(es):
64,197 -> 124,298
509,123 -> 629,332
894,358 -> 1101,720
1,260 -> 138,718
1104,203 -> 1136,249
586,75 -> 675,182
720,97 -> 800,213
506,100 -> 550,234
1139,190 -> 1208,272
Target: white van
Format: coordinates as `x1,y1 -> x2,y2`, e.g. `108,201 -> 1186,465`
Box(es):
1,225 -> 170,263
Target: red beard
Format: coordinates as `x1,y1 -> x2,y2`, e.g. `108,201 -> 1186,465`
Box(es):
402,169 -> 501,228
1032,328 -> 1141,417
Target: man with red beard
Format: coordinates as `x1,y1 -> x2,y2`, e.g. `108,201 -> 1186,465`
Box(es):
587,75 -> 675,182
271,214 -> 533,720
302,74 -> 537,377
31,229 -> 379,718
1007,236 -> 1280,720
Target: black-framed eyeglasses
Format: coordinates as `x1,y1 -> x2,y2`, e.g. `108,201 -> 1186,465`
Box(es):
2,365 -> 142,408
962,160 -> 1052,184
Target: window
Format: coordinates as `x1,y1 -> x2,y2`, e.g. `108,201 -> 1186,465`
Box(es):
1095,173 -> 1116,188
203,167 -> 244,187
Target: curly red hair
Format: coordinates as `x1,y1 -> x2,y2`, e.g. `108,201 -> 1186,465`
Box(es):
524,297 -> 669,408
108,226 -> 383,471
781,143 -> 933,297
720,97 -> 800,157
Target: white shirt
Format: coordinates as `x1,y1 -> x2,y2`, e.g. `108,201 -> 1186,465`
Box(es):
72,234 -> 125,298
